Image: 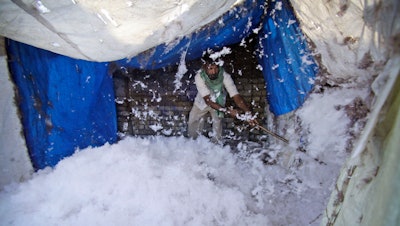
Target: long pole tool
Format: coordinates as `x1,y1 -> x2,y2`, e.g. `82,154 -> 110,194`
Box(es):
255,124 -> 289,144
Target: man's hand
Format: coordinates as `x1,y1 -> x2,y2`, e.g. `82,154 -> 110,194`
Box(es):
247,118 -> 259,127
226,108 -> 240,118
243,111 -> 258,127
227,109 -> 258,126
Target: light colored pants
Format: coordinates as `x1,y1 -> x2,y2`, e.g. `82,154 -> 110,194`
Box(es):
187,104 -> 222,141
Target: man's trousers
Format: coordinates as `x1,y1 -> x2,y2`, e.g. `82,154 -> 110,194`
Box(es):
187,104 -> 222,141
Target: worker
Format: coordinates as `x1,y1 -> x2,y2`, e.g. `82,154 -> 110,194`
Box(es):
187,52 -> 257,143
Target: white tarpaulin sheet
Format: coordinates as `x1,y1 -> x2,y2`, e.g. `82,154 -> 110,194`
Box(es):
0,0 -> 242,61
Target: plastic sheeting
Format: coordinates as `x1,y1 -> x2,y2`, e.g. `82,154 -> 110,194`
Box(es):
5,0 -> 318,169
6,40 -> 117,170
321,57 -> 400,226
0,0 -> 243,62
115,0 -> 265,69
117,0 -> 318,116
259,0 -> 318,115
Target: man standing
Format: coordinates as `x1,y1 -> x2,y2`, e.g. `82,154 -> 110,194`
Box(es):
188,52 -> 257,143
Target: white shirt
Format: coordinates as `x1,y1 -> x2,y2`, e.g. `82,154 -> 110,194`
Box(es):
193,70 -> 239,110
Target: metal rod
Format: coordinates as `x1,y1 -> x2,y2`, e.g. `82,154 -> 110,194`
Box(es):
255,125 -> 289,144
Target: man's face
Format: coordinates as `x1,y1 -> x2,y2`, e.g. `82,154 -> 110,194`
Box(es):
205,63 -> 219,80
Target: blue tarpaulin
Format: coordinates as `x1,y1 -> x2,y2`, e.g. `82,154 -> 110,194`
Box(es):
259,0 -> 318,115
6,40 -> 117,170
115,0 -> 265,69
6,0 -> 317,170
118,0 -> 317,115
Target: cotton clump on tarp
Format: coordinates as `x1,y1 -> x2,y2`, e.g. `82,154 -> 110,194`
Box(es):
258,0 -> 318,115
6,40 -> 117,170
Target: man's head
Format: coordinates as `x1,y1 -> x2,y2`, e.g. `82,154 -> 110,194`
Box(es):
202,53 -> 220,80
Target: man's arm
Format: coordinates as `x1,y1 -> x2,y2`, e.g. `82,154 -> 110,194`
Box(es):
231,94 -> 258,126
203,95 -> 225,111
203,95 -> 237,118
232,94 -> 250,113
203,94 -> 258,126
203,94 -> 248,118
